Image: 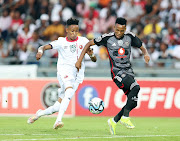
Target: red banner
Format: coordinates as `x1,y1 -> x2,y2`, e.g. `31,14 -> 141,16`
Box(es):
0,79 -> 74,116
75,79 -> 180,117
0,79 -> 179,117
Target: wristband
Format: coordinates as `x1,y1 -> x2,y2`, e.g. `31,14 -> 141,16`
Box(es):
38,46 -> 44,54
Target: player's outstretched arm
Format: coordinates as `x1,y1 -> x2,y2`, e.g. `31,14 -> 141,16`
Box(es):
140,46 -> 150,64
36,44 -> 52,60
75,40 -> 95,70
86,48 -> 97,62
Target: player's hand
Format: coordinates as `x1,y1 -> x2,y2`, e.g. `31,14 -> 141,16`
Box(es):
36,52 -> 43,60
87,48 -> 93,56
144,55 -> 150,64
75,61 -> 81,71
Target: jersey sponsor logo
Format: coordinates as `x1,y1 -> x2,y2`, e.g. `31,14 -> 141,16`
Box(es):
95,36 -> 102,42
64,75 -> 68,79
41,83 -> 60,108
78,85 -> 98,109
118,40 -> 123,46
70,44 -> 76,53
118,48 -> 125,55
79,45 -> 83,49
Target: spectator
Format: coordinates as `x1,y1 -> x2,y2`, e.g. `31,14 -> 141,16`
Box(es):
99,46 -> 108,60
148,45 -> 159,67
18,44 -> 30,64
143,16 -> 162,36
168,9 -> 180,28
172,45 -> 180,68
84,2 -> 99,19
9,10 -> 23,38
82,4 -> 99,35
59,0 -> 73,24
36,14 -> 49,40
43,15 -> 65,39
0,9 -> 12,40
7,39 -> 19,64
27,31 -> 45,64
17,15 -> 37,36
158,42 -> 172,67
115,0 -> 127,18
76,0 -> 89,18
17,24 -> 32,48
0,37 -> 8,59
124,0 -> 144,28
99,7 -> 116,33
143,0 -> 159,18
98,0 -> 111,8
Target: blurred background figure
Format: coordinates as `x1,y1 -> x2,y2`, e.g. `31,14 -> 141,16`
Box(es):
0,0 -> 179,77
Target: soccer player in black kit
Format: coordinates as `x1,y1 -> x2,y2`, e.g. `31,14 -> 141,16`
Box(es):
75,17 -> 150,135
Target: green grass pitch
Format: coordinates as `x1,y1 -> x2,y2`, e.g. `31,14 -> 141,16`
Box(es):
0,116 -> 180,141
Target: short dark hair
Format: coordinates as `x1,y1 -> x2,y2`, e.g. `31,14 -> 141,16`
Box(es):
66,18 -> 79,26
115,17 -> 127,25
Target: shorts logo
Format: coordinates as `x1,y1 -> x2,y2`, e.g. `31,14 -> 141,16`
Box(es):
70,44 -> 76,53
118,48 -> 125,55
78,85 -> 98,109
41,82 -> 60,108
95,36 -> 102,42
118,40 -> 123,46
79,45 -> 83,49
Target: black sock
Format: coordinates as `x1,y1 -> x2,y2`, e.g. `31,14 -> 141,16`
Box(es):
123,109 -> 130,117
114,107 -> 125,123
123,86 -> 140,116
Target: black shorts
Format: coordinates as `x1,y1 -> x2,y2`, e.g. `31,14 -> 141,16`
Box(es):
113,73 -> 138,95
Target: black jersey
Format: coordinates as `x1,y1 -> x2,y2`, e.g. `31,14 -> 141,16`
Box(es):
94,32 -> 142,79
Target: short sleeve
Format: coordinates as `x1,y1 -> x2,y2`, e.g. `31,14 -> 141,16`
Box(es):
131,36 -> 142,48
94,35 -> 107,47
49,37 -> 62,50
126,32 -> 142,48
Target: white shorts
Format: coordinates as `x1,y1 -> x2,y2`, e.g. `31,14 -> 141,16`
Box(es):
57,65 -> 77,89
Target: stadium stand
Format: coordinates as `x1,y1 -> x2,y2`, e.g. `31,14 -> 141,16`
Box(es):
0,0 -> 179,77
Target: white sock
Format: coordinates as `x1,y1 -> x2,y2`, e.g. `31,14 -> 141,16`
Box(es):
55,88 -> 74,123
37,101 -> 61,117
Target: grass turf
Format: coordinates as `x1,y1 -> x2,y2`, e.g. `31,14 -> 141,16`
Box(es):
0,116 -> 180,141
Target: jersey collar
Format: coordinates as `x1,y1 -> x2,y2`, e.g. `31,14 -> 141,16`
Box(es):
66,36 -> 78,42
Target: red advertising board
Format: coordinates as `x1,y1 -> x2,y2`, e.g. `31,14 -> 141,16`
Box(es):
75,79 -> 180,117
0,79 -> 179,117
0,79 -> 74,116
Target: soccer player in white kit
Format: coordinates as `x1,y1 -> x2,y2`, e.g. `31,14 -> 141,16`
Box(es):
27,18 -> 97,129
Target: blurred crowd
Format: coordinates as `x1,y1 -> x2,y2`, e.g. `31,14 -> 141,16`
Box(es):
0,0 -> 179,68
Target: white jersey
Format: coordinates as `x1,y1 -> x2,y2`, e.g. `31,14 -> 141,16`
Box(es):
49,36 -> 89,84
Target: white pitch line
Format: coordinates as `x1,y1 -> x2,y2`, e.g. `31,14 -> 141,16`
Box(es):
0,134 -> 24,135
2,135 -> 179,141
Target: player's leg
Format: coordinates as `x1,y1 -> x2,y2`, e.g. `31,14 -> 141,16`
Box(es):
108,74 -> 139,130
119,75 -> 140,128
27,74 -> 65,124
36,89 -> 64,117
27,88 -> 64,124
53,70 -> 79,129
107,77 -> 128,134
